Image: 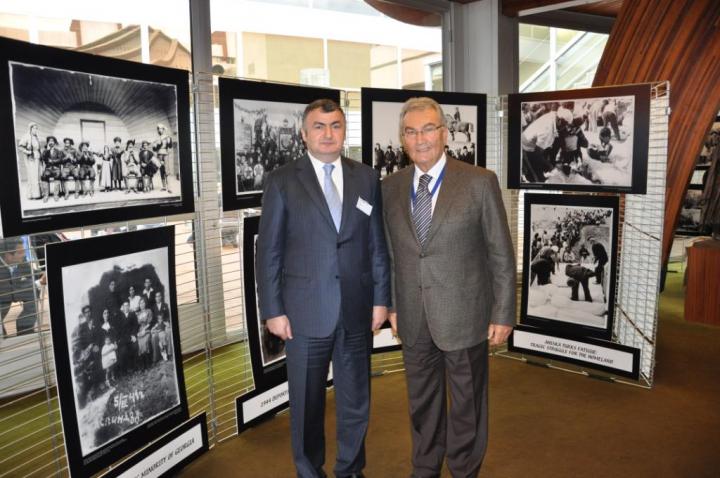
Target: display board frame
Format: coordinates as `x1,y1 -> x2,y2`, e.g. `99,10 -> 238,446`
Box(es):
241,214 -> 288,392
507,83 -> 651,194
46,226 -> 188,478
360,87 -> 487,176
0,36 -> 194,238
219,77 -> 341,211
520,193 -> 620,341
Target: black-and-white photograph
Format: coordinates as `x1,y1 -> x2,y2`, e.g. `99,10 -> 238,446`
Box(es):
0,37 -> 194,237
12,62 -> 182,214
521,194 -> 619,340
242,215 -> 287,390
677,187 -> 709,236
370,102 -> 478,177
220,77 -> 341,210
508,84 -> 650,194
253,235 -> 286,367
46,227 -> 187,477
361,87 -> 487,174
698,118 -> 720,167
232,99 -> 307,196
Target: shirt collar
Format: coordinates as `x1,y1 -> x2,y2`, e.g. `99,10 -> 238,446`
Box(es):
414,153 -> 447,183
308,152 -> 341,172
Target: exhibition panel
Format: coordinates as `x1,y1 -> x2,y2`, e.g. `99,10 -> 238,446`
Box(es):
45,227 -> 189,477
218,78 -> 341,211
360,87 -> 487,173
502,82 -> 670,386
0,37 -> 195,237
507,83 -> 651,194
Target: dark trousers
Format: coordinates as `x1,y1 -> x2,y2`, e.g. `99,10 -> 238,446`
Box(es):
569,278 -> 593,302
1,301 -> 37,337
285,324 -> 371,478
522,147 -> 552,183
402,318 -> 489,478
595,262 -> 606,285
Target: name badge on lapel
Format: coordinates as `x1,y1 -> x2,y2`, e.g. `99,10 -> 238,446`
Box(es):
356,197 -> 372,216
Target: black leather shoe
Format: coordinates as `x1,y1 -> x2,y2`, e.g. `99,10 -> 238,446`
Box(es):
336,474 -> 364,478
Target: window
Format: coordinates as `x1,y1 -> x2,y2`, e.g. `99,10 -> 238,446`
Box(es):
0,1 -> 192,69
519,23 -> 608,93
209,0 -> 442,91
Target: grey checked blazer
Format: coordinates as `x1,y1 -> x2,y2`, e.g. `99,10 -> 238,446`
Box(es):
382,158 -> 516,351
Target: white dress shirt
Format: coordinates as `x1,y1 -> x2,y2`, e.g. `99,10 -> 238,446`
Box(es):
308,153 -> 343,202
412,154 -> 447,214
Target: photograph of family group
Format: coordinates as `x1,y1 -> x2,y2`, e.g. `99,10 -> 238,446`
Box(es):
46,227 -> 187,477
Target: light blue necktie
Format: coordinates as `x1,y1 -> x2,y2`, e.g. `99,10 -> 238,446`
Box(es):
323,163 -> 342,231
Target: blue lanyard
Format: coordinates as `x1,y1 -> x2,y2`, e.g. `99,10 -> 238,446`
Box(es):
410,166 -> 446,206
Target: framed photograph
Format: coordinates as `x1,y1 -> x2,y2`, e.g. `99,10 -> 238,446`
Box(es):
698,116 -> 720,167
677,187 -> 710,236
46,226 -> 188,477
361,87 -> 487,176
0,37 -> 194,238
521,193 -> 620,340
690,168 -> 707,188
508,84 -> 651,193
242,215 -> 287,391
219,78 -> 341,211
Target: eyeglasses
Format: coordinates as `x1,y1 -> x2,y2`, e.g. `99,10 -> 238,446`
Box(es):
403,124 -> 444,139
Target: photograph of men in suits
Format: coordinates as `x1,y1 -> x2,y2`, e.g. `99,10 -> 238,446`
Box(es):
382,97 -> 516,477
256,99 -> 391,478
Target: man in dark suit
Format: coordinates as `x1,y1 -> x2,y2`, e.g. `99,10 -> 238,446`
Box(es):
589,238 -> 609,287
116,300 -> 139,375
0,237 -> 40,337
256,99 -> 390,478
382,97 -> 516,477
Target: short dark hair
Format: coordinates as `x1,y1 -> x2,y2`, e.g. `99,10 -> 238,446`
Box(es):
82,305 -> 91,313
302,99 -> 345,129
113,136 -> 122,143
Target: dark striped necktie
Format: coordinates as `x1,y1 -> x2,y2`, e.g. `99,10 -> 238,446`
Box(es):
413,174 -> 432,246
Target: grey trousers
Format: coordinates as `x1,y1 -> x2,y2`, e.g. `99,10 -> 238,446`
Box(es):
402,318 -> 489,478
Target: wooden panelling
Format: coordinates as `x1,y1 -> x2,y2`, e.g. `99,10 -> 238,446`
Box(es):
567,0 -> 622,17
685,240 -> 720,325
592,0 -> 720,269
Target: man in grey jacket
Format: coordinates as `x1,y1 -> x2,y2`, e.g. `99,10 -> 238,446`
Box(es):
382,97 -> 516,477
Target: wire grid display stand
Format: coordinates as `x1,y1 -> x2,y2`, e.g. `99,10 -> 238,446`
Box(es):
0,72 -> 256,477
494,82 -> 669,388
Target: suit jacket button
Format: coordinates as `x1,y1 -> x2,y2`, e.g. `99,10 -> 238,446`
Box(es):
335,275 -> 340,279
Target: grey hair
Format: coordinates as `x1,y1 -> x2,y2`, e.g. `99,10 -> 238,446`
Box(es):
398,97 -> 447,141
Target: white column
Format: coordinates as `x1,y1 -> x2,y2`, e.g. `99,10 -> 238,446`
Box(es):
443,0 -> 518,95
140,23 -> 150,63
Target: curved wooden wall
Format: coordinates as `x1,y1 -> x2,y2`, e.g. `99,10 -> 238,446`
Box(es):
592,0 -> 720,268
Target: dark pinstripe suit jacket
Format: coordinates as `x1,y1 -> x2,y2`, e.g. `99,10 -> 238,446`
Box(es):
256,154 -> 391,337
